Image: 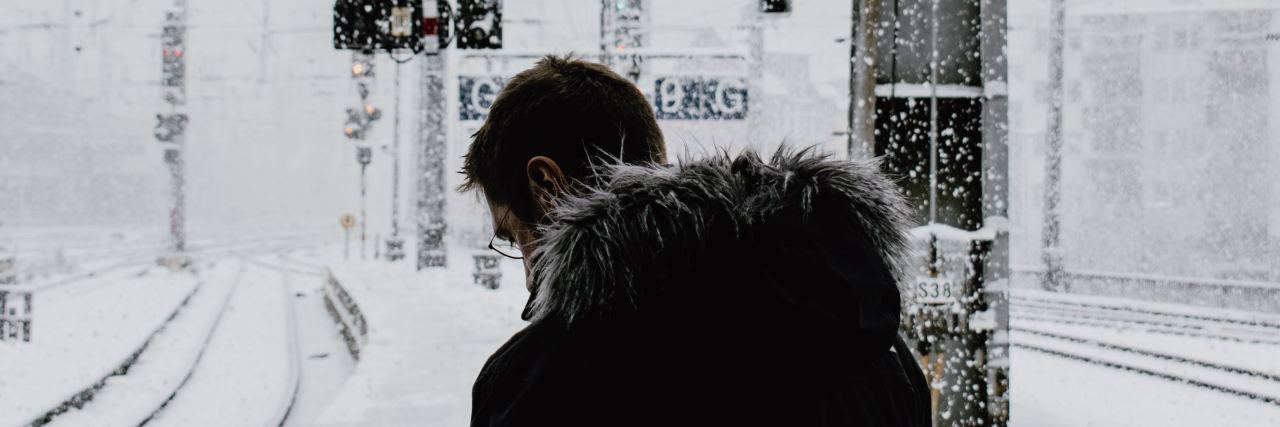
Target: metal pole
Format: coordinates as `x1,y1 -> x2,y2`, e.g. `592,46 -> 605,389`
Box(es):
386,57 -> 401,262
928,0 -> 939,226
170,147 -> 186,252
849,0 -> 880,160
600,0 -> 610,68
980,0 -> 1012,423
416,51 -> 448,269
360,162 -> 368,260
747,4 -> 764,144
1043,0 -> 1066,291
391,61 -> 402,241
847,0 -> 857,158
169,0 -> 188,254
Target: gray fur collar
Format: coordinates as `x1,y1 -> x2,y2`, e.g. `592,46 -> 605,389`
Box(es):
528,148 -> 911,324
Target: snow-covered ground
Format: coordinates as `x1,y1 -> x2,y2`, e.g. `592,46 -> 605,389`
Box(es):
1011,349 -> 1280,427
311,244 -> 530,427
0,243 -> 355,426
4,238 -> 1279,426
0,265 -> 198,426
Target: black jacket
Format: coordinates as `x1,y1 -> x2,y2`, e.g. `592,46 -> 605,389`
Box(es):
472,149 -> 932,427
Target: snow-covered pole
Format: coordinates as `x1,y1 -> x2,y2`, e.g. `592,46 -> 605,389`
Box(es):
927,0 -> 939,226
349,50 -> 377,260
157,0 -> 189,257
746,3 -> 764,147
416,51 -> 448,269
1042,0 -> 1067,292
390,60 -> 403,258
416,1 -> 447,269
848,0 -> 879,160
360,157 -> 369,259
980,0 -> 1011,423
602,0 -> 645,82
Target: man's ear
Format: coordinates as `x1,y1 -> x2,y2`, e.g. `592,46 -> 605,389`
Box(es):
526,156 -> 569,212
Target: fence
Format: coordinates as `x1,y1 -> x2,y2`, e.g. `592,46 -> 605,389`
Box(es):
323,272 -> 367,361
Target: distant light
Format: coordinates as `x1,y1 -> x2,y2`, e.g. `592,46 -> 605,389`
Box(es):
352,62 -> 367,76
616,1 -> 627,11
364,104 -> 376,115
344,126 -> 356,137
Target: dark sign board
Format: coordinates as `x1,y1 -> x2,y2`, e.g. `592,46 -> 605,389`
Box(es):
653,77 -> 748,120
333,0 -> 425,51
458,75 -> 749,121
458,76 -> 507,120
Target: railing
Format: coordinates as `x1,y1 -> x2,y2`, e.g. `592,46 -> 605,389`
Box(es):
323,271 -> 367,361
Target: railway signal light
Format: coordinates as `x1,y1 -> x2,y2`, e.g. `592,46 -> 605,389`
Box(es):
351,60 -> 373,77
456,0 -> 501,49
343,102 -> 381,140
390,5 -> 413,37
161,12 -> 185,88
333,0 -> 425,52
760,0 -> 790,13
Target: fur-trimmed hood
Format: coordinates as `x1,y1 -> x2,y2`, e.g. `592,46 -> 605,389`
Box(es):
526,148 -> 911,363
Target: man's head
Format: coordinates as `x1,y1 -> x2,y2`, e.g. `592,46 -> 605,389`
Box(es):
459,55 -> 666,286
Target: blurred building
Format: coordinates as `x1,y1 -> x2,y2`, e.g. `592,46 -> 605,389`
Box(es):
1060,3 -> 1278,282
1009,0 -> 1279,286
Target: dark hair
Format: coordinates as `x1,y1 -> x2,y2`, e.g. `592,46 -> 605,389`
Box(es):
459,55 -> 666,221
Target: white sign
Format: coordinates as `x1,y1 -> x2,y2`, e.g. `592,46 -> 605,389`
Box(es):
913,276 -> 960,305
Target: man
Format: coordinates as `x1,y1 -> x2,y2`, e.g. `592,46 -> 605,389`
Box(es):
461,55 -> 931,426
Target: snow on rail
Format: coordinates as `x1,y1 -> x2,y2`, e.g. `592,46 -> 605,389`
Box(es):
1011,340 -> 1280,407
0,267 -> 199,426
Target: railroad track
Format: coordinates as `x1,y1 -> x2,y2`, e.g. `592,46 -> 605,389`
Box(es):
31,257 -> 305,427
136,259 -> 304,427
1011,295 -> 1280,346
24,233 -> 333,294
1012,331 -> 1280,407
137,265 -> 245,426
1013,295 -> 1280,330
1010,292 -> 1280,407
27,277 -> 211,426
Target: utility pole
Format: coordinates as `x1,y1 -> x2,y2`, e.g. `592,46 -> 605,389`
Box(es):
386,59 -> 406,261
747,4 -> 764,144
359,147 -> 371,259
928,0 -> 939,226
414,1 -> 447,269
848,0 -> 880,160
1043,0 -> 1067,292
346,51 -> 379,259
980,0 -> 1012,421
156,0 -> 189,262
601,0 -> 645,81
417,51 -> 447,269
